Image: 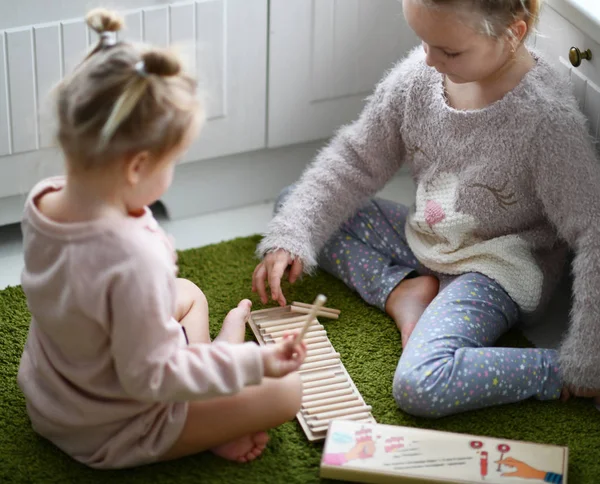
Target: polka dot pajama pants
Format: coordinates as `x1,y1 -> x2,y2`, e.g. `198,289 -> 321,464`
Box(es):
276,189 -> 564,417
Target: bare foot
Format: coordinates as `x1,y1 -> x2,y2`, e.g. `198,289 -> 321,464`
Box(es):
211,431 -> 269,463
215,299 -> 252,344
385,275 -> 439,348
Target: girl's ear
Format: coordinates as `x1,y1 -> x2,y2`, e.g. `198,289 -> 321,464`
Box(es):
508,19 -> 528,48
124,151 -> 151,186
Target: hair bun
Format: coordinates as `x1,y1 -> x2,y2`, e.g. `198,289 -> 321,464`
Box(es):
141,49 -> 181,77
86,8 -> 124,34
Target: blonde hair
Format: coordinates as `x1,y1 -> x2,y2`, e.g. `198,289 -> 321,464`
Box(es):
55,8 -> 203,170
418,0 -> 543,39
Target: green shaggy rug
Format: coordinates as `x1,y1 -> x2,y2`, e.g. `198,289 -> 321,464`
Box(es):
1,235 -> 599,483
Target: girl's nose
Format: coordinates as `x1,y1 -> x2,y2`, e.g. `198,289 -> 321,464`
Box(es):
422,43 -> 434,67
422,43 -> 442,70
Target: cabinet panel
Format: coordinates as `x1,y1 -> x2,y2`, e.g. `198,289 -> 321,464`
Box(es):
182,0 -> 267,163
6,29 -> 37,154
0,35 -> 9,156
61,19 -> 88,76
268,0 -> 418,148
34,24 -> 61,148
143,6 -> 170,47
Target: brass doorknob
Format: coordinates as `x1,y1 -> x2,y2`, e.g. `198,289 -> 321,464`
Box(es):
569,47 -> 592,67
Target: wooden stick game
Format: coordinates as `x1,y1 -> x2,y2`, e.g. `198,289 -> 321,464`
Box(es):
247,299 -> 376,442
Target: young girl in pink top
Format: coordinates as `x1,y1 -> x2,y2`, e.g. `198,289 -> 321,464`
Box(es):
17,8 -> 307,470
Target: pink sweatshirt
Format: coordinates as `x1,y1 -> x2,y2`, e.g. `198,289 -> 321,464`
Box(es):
17,177 -> 264,469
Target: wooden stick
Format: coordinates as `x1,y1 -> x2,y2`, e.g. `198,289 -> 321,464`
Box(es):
304,352 -> 340,364
304,341 -> 332,350
257,315 -> 311,328
302,375 -> 346,389
310,414 -> 374,433
268,324 -> 323,339
260,319 -> 319,334
303,335 -> 328,344
290,306 -> 339,320
310,405 -> 372,421
250,306 -> 291,317
300,358 -> 340,371
306,347 -> 334,357
294,294 -> 327,345
302,381 -> 349,395
305,399 -> 365,415
308,411 -> 372,429
302,393 -> 357,409
292,301 -> 341,315
267,330 -> 327,343
302,387 -> 353,402
300,370 -> 336,382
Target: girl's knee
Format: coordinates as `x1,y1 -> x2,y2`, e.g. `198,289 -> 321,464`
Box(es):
392,363 -> 451,418
174,279 -> 208,325
176,277 -> 205,296
393,365 -> 422,415
176,278 -> 207,306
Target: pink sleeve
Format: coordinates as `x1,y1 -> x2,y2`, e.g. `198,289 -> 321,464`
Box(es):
108,249 -> 264,403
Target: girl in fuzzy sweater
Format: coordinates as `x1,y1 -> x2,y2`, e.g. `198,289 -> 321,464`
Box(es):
253,0 -> 600,417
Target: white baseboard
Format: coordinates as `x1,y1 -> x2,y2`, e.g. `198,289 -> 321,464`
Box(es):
0,194 -> 26,227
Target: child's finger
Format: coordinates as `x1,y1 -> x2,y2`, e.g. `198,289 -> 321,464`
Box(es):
299,341 -> 308,358
253,264 -> 268,304
282,339 -> 299,358
268,261 -> 288,306
288,259 -> 303,284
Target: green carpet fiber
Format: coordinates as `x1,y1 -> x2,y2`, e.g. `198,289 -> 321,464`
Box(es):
2,234 -> 600,483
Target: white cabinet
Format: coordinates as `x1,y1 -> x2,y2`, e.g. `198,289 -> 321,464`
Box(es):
536,3 -> 600,140
267,0 -> 417,148
0,0 -> 267,202
0,0 -> 414,224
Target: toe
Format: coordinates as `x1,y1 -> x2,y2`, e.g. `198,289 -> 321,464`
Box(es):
254,431 -> 269,445
249,448 -> 263,460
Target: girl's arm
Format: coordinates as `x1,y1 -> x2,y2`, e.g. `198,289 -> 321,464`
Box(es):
108,253 -> 264,403
256,53 -> 419,272
533,105 -> 600,390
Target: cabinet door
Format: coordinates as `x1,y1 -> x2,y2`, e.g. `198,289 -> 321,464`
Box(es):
0,0 -> 267,200
536,5 -> 600,140
267,0 -> 418,148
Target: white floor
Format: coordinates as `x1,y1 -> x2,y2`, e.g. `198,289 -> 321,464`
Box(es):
0,173 -> 569,348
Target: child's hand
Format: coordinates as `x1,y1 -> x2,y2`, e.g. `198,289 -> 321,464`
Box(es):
260,333 -> 307,378
252,249 -> 304,306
